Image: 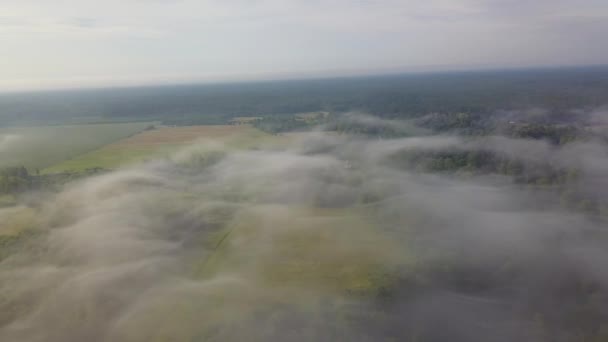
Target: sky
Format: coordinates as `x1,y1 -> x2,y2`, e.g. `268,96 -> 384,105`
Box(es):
1,0 -> 607,91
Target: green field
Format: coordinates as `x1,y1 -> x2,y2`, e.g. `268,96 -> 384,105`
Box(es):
196,205 -> 404,294
0,123 -> 152,170
44,125 -> 278,173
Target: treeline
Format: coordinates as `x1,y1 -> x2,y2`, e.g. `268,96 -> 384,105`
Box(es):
414,112 -> 492,135
250,115 -> 314,133
0,167 -> 34,194
391,148 -> 608,215
253,111 -> 590,144
394,149 -> 569,182
0,166 -> 107,196
252,112 -> 425,137
1,66 -> 607,126
501,122 -> 583,145
415,111 -> 589,143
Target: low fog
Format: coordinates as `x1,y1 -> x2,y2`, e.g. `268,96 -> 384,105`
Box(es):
2,120 -> 608,341
0,134 -> 22,152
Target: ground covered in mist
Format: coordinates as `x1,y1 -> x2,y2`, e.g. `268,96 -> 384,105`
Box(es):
2,122 -> 608,341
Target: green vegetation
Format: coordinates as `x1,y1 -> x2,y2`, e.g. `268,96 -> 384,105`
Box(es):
2,67 -> 607,127
1,67 -> 608,341
2,127 -> 608,341
0,123 -> 152,170
0,206 -> 37,262
0,195 -> 15,208
197,205 -> 404,295
45,125 -> 276,173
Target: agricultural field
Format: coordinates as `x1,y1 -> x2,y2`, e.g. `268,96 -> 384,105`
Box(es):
229,116 -> 262,124
45,124 -> 277,173
0,206 -> 36,261
0,123 -> 152,170
0,195 -> 16,208
196,205 -> 403,293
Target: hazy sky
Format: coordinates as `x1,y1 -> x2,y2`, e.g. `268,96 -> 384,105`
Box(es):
1,0 -> 607,91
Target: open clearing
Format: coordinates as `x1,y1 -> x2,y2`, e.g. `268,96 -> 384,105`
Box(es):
45,125 -> 276,173
196,205 -> 402,294
0,123 -> 151,170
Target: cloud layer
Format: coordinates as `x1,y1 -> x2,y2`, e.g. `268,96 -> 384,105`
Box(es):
2,126 -> 608,341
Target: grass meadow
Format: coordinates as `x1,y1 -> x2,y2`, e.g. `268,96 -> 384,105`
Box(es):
44,125 -> 277,173
0,123 -> 152,170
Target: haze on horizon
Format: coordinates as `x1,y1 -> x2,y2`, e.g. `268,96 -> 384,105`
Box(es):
1,0 -> 607,92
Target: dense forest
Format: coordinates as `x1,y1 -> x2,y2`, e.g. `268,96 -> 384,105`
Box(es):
1,66 -> 607,126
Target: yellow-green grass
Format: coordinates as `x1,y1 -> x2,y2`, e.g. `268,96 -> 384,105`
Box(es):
45,125 -> 279,173
120,204 -> 408,341
0,206 -> 36,238
0,195 -> 16,208
0,123 -> 153,170
0,206 -> 37,261
197,205 -> 406,295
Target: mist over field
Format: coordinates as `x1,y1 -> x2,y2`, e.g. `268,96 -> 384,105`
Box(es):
0,123 -> 151,169
2,0 -> 608,338
2,115 -> 608,341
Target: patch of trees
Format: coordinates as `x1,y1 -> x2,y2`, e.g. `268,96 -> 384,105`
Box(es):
392,149 -> 571,183
415,112 -> 588,145
326,117 -> 418,138
501,123 -> 583,145
389,148 -> 608,215
253,113 -> 422,137
415,112 -> 493,135
0,167 -> 33,194
0,166 -> 107,196
251,115 -> 314,133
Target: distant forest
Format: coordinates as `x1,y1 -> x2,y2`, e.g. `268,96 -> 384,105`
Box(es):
0,66 -> 607,126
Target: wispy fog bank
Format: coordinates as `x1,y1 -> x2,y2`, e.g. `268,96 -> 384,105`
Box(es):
1,124 -> 608,341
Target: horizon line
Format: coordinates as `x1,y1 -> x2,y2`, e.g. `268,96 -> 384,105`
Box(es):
2,63 -> 607,96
